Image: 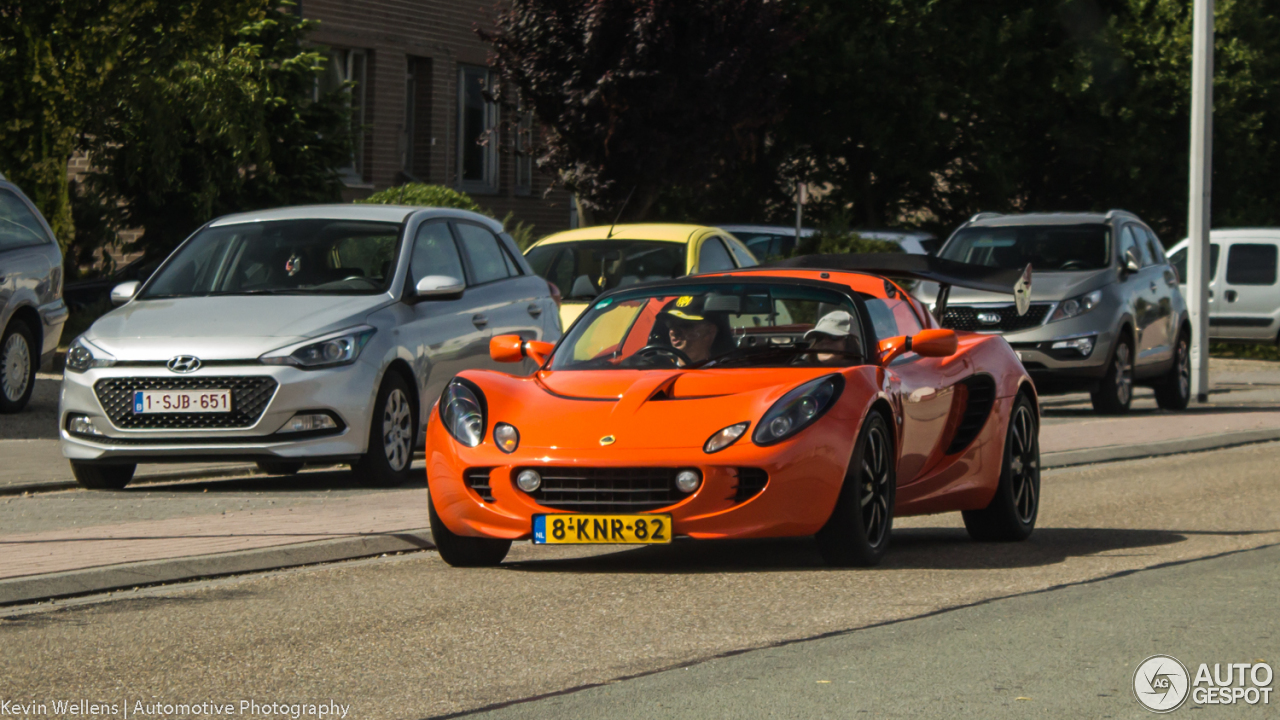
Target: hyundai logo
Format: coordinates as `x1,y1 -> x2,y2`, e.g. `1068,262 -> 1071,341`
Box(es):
977,312 -> 1002,325
167,355 -> 202,373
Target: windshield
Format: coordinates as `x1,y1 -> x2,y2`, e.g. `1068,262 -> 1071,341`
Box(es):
940,224 -> 1111,271
525,240 -> 686,300
141,219 -> 403,298
550,282 -> 866,370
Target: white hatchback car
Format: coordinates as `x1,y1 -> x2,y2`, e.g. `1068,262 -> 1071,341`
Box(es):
60,205 -> 560,489
1168,229 -> 1280,345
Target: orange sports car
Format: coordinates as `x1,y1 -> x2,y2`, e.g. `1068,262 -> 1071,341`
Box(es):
425,255 -> 1039,567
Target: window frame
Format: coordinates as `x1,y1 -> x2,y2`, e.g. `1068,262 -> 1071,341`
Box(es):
696,236 -> 735,273
0,188 -> 54,251
408,219 -> 467,291
514,109 -> 534,197
451,221 -> 518,287
1225,242 -> 1279,287
457,64 -> 499,195
318,49 -> 369,185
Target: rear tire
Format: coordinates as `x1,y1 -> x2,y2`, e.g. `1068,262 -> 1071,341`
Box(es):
963,394 -> 1039,541
428,489 -> 511,567
256,461 -> 303,476
0,318 -> 37,414
71,461 -> 136,490
354,372 -> 416,488
1154,328 -> 1191,411
816,412 -> 895,567
1090,337 -> 1133,415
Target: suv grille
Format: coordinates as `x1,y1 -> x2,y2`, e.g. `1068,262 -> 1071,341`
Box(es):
521,467 -> 684,513
94,376 -> 277,429
941,304 -> 1051,333
465,468 -> 496,503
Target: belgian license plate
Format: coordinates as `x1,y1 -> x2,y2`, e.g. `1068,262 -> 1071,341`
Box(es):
532,514 -> 672,544
133,390 -> 232,414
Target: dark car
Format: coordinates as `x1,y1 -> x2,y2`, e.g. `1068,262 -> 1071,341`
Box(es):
0,172 -> 68,412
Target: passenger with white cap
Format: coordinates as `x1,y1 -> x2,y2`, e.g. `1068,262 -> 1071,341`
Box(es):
801,310 -> 861,366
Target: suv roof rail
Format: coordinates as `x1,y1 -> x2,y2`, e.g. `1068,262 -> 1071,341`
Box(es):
1105,209 -> 1139,221
969,211 -> 1003,223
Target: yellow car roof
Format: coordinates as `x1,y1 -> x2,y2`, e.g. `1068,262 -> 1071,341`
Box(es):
532,223 -> 717,246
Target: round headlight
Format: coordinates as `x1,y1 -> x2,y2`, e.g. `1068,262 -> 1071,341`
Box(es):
516,469 -> 542,492
768,415 -> 793,438
675,469 -> 702,493
494,423 -> 520,453
440,380 -> 486,447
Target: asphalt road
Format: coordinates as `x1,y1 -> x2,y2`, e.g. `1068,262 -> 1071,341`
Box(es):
2,441 -> 1278,718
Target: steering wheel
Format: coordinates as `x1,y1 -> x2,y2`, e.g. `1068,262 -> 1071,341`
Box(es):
629,345 -> 691,367
1059,260 -> 1088,271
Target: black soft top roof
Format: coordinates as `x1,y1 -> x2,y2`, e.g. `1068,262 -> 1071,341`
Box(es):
760,253 -> 1026,296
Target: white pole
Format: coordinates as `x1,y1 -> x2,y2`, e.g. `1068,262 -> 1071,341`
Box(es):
1187,0 -> 1214,403
795,180 -> 805,245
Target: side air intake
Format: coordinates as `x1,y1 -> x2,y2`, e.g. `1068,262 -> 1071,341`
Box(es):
946,375 -> 996,455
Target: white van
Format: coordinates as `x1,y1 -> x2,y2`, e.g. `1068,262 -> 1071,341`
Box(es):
1167,229 -> 1280,344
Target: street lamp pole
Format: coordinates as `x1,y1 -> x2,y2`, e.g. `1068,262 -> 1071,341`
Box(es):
1187,0 -> 1214,403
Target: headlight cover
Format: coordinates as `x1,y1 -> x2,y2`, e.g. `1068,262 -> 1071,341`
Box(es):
1047,290 -> 1103,323
753,375 -> 844,446
65,337 -> 115,373
440,378 -> 486,447
704,422 -> 749,453
260,326 -> 375,369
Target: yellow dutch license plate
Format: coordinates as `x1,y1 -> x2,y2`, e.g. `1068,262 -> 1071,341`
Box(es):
532,514 -> 672,544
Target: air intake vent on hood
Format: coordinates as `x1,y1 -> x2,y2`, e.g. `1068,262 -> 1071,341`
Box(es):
946,375 -> 996,455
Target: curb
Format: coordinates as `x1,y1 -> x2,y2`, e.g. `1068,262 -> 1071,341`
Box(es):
1041,428 -> 1280,468
0,529 -> 434,607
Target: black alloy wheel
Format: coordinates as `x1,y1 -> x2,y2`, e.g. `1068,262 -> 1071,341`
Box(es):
1154,328 -> 1191,411
429,489 -> 511,567
1091,337 -> 1133,415
962,394 -> 1039,541
816,412 -> 895,567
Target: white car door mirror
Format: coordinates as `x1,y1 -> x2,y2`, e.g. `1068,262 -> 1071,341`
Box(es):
1124,248 -> 1142,274
415,275 -> 465,299
110,281 -> 140,306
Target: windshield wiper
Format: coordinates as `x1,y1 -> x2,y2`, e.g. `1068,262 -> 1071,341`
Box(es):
693,346 -> 863,369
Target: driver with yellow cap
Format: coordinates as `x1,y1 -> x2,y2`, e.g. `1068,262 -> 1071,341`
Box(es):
662,295 -> 720,366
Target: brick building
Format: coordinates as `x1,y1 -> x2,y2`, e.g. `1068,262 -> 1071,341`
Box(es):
301,0 -> 574,236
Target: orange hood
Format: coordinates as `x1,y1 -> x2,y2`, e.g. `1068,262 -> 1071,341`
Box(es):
455,367 -> 870,450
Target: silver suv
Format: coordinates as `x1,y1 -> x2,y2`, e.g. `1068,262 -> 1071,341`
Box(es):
933,211 -> 1189,414
0,174 -> 68,413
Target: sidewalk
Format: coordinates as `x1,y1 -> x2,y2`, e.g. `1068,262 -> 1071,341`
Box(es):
2,359 -> 1278,605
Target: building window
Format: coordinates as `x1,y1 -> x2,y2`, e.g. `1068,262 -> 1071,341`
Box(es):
458,64 -> 498,194
320,49 -> 368,184
515,110 -> 533,196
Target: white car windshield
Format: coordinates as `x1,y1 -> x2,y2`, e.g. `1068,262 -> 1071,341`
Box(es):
549,282 -> 866,370
141,219 -> 403,298
941,224 -> 1111,271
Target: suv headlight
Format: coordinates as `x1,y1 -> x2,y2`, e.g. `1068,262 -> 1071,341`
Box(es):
1047,290 -> 1103,323
260,326 -> 375,369
440,378 -> 486,447
65,337 -> 115,373
753,375 -> 844,446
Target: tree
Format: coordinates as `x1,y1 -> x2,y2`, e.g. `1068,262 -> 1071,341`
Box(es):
82,1 -> 352,260
482,0 -> 794,222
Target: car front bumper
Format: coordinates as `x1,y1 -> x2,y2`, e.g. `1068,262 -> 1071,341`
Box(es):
425,408 -> 856,542
58,360 -> 380,464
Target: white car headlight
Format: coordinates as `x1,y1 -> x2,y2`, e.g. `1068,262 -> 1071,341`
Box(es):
1048,290 -> 1103,323
704,422 -> 749,453
65,337 -> 116,373
440,379 -> 486,448
259,326 -> 375,369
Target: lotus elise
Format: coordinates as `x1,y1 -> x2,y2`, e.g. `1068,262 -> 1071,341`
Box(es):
425,255 -> 1039,567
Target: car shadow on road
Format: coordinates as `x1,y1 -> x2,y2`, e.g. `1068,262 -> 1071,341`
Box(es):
500,526 -> 1272,574
1042,403 -> 1280,419
124,468 -> 428,494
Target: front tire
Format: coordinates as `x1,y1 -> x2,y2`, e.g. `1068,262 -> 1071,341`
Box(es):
1154,328 -> 1191,411
0,318 -> 37,414
816,412 -> 895,567
1090,337 -> 1133,415
428,489 -> 511,567
963,394 -> 1039,541
354,372 -> 416,487
71,461 -> 136,490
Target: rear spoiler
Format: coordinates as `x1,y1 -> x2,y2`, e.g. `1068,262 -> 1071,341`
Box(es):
762,253 -> 1032,317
